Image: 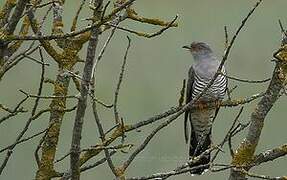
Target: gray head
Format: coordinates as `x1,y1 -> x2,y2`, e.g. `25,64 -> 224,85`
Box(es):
183,42 -> 213,60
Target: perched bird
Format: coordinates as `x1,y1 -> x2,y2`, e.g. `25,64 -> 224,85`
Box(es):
182,42 -> 227,174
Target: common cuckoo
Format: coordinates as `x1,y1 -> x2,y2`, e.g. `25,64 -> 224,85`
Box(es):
183,42 -> 227,174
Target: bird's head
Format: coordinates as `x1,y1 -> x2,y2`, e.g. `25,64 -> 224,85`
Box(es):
183,42 -> 213,59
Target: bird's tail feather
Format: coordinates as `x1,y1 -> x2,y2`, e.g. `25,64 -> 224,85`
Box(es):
188,131 -> 211,175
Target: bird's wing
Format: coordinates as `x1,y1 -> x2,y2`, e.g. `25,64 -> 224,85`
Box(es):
184,66 -> 195,143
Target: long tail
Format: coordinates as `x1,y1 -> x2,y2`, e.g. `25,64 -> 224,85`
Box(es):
188,125 -> 211,174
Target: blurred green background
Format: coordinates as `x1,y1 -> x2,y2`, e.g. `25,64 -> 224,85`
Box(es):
1,0 -> 287,179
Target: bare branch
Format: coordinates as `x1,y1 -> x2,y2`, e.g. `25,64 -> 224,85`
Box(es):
0,97 -> 28,124
58,151 -> 117,179
127,147 -> 216,180
224,25 -> 229,50
251,144 -> 287,168
278,19 -> 287,38
236,169 -> 287,180
0,127 -> 48,153
229,23 -> 285,180
126,9 -> 178,27
19,89 -> 78,99
70,1 -> 103,179
114,36 -> 131,124
222,73 -> 271,84
212,107 -> 244,162
92,21 -> 119,78
106,15 -> 178,38
6,0 -> 137,41
178,79 -> 186,106
5,0 -> 29,34
0,52 -> 45,174
71,0 -> 87,32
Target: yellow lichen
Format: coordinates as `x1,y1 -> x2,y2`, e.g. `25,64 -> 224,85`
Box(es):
115,166 -> 126,179
232,140 -> 257,166
127,8 -> 178,27
0,0 -> 17,19
80,125 -> 131,166
277,45 -> 287,62
279,144 -> 287,152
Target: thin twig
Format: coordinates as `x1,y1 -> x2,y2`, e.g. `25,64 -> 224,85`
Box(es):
114,36 -> 131,124
211,164 -> 236,172
127,165 -> 211,180
92,18 -> 120,78
278,19 -> 287,38
31,106 -> 77,121
0,127 -> 48,153
211,107 -> 244,162
35,1 -> 61,8
0,51 -> 46,174
19,89 -> 78,99
228,135 -> 234,157
55,144 -> 132,164
224,25 -> 229,50
127,148 -> 215,180
6,0 -> 137,41
91,86 -> 117,176
71,0 -> 87,31
23,54 -> 50,66
59,151 -> 117,179
106,15 -> 178,38
227,85 -> 238,100
69,0 -> 103,177
240,169 -> 286,180
35,125 -> 51,168
101,1 -> 111,21
178,79 -> 186,106
80,150 -> 117,172
0,97 -> 29,124
222,73 -> 271,83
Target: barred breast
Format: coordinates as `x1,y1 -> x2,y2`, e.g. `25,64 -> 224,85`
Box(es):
191,69 -> 227,101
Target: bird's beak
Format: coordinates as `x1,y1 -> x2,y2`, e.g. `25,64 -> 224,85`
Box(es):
182,45 -> 190,50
